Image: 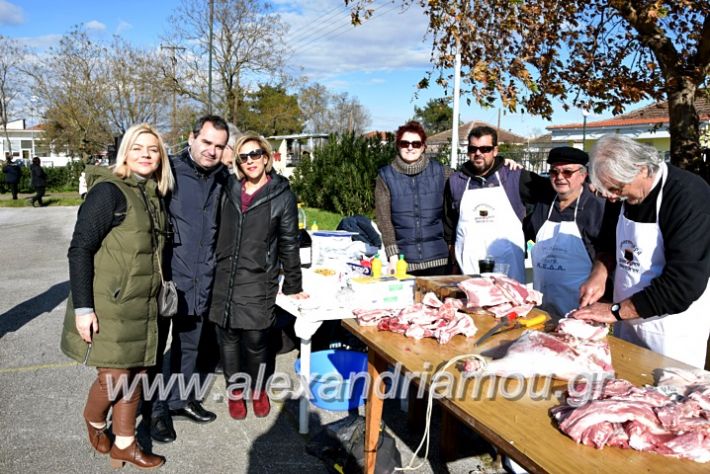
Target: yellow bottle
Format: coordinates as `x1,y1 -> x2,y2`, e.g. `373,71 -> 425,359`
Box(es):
395,254 -> 408,279
371,253 -> 382,279
310,220 -> 319,231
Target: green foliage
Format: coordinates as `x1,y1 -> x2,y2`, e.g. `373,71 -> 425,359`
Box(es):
412,98 -> 454,134
290,133 -> 394,216
240,84 -> 304,136
1,161 -> 85,194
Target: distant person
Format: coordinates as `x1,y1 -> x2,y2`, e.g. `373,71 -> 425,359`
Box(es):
220,122 -> 241,171
573,135 -> 710,368
375,121 -> 452,275
149,115 -> 229,444
444,125 -> 552,280
30,157 -> 47,207
60,123 -> 174,469
524,147 -> 618,321
209,132 -> 308,420
3,156 -> 22,200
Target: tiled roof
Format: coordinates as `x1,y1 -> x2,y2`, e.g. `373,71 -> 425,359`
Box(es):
428,121 -> 527,144
549,93 -> 710,130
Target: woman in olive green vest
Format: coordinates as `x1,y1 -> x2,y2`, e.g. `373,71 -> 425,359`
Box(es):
61,123 -> 174,470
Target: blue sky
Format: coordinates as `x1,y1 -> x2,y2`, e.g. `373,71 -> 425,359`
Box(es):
1,0 -> 621,137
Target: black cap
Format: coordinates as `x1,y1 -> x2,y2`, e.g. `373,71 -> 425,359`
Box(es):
547,146 -> 588,166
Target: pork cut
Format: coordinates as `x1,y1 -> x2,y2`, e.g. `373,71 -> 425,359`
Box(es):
353,292 -> 477,344
460,319 -> 613,380
458,275 -> 542,317
552,372 -> 710,463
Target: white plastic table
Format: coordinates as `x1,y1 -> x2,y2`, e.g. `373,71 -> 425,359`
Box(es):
275,270 -> 356,434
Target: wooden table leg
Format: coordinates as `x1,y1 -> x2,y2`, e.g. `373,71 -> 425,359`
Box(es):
365,350 -> 387,474
440,409 -> 459,461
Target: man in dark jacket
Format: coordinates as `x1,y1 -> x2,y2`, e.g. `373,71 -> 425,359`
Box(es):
3,156 -> 22,200
444,125 -> 552,281
150,115 -> 230,443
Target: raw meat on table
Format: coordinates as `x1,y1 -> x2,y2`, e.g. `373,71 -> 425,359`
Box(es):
352,292 -> 477,344
460,318 -> 614,380
457,275 -> 542,317
551,370 -> 710,463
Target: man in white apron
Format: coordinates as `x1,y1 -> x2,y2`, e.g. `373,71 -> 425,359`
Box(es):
444,125 -> 552,283
528,147 -> 614,322
573,135 -> 710,369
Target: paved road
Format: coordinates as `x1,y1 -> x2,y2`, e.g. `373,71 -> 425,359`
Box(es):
0,206 -> 501,473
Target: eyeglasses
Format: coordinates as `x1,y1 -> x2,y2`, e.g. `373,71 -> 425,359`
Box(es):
237,149 -> 265,163
467,145 -> 495,154
549,167 -> 584,179
397,140 -> 423,149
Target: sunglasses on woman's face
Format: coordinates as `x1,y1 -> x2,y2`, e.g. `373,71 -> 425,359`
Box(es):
237,149 -> 265,164
398,140 -> 423,149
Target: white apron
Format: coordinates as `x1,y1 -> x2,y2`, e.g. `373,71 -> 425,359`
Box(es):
455,173 -> 525,282
532,191 -> 592,322
613,163 -> 710,368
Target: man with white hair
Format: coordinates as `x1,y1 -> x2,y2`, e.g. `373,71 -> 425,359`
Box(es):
573,134 -> 710,368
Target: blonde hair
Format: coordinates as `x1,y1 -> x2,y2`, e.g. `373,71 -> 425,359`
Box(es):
113,123 -> 174,196
232,132 -> 274,179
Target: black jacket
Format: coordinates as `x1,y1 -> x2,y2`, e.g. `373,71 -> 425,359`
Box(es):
166,149 -> 228,317
30,163 -> 47,188
209,172 -> 303,330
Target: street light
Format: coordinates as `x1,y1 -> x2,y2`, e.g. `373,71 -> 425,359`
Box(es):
582,108 -> 590,151
30,95 -> 38,158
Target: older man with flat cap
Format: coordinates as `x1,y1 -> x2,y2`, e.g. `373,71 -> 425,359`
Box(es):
524,146 -> 618,321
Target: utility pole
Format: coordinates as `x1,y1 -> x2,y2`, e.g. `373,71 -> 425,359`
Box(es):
161,44 -> 185,146
208,0 -> 214,114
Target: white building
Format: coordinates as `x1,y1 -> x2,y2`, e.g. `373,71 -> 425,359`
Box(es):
1,119 -> 77,167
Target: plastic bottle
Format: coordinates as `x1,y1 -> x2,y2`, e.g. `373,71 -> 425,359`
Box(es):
297,204 -> 311,268
310,220 -> 319,231
297,203 -> 307,230
371,253 -> 382,279
395,253 -> 408,279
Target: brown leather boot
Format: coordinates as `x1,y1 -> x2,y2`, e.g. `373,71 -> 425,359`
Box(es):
109,441 -> 165,469
85,419 -> 111,454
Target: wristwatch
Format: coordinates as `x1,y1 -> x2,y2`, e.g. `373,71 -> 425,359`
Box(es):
610,303 -> 622,321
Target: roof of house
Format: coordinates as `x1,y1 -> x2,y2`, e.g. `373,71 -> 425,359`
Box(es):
428,121 -> 527,145
548,93 -> 710,130
363,130 -> 389,140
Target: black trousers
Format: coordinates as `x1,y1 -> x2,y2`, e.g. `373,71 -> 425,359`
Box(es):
7,182 -> 18,200
149,315 -> 210,417
31,186 -> 45,206
216,325 -> 274,392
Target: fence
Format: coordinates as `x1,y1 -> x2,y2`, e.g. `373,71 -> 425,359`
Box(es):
429,147 -> 554,175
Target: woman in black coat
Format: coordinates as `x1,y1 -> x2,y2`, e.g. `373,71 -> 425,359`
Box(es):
209,132 -> 308,420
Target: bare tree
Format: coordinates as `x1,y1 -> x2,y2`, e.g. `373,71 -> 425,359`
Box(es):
0,35 -> 28,157
298,83 -> 371,134
31,28 -> 176,157
163,0 -> 289,124
104,37 -> 173,134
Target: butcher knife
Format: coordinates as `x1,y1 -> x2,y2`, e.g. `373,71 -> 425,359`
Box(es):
474,313 -> 517,346
474,313 -> 547,346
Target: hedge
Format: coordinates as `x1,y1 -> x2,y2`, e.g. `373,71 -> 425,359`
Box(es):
1,161 -> 85,194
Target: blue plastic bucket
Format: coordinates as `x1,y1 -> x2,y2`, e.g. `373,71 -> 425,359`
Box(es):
294,349 -> 368,411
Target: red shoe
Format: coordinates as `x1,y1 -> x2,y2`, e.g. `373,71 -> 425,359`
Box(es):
228,390 -> 247,420
252,390 -> 271,418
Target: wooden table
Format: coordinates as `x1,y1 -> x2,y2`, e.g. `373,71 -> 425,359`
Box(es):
342,276 -> 705,474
